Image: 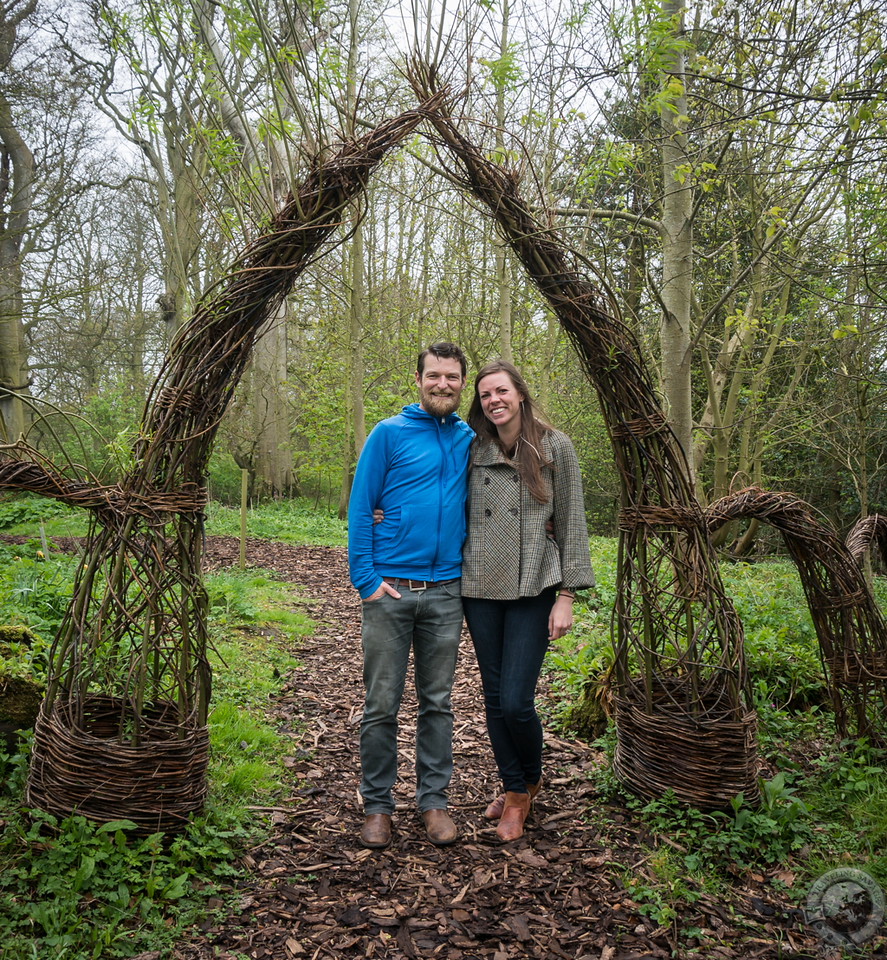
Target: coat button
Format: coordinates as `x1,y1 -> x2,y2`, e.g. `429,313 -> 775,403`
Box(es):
484,509 -> 492,517
512,474 -> 520,482
510,508 -> 518,515
484,477 -> 491,484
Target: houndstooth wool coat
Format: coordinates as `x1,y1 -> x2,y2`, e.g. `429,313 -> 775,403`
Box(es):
460,429 -> 595,600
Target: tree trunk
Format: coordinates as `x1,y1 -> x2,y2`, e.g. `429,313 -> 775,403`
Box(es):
338,0 -> 366,518
156,117 -> 204,337
250,304 -> 295,499
339,218 -> 367,519
658,0 -> 695,489
494,1 -> 513,363
0,240 -> 28,440
0,1 -> 36,440
496,244 -> 513,363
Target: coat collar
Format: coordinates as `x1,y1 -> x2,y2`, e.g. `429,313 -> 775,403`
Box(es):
471,436 -> 515,467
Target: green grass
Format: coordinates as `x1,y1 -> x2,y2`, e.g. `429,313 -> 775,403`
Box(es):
0,492 -> 349,546
205,570 -> 312,803
205,497 -> 348,546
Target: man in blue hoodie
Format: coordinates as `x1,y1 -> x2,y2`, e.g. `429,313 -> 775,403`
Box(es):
348,342 -> 474,849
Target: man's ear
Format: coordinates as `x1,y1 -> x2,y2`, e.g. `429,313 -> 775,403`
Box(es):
414,370 -> 422,387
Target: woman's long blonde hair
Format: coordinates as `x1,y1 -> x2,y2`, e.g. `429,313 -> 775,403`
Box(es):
467,360 -> 553,504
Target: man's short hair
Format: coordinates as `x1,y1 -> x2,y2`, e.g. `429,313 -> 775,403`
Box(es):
417,342 -> 467,379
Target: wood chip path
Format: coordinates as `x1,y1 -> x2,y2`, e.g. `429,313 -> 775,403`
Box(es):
9,535 -> 830,960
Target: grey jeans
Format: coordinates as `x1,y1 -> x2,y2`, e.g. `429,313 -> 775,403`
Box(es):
359,579 -> 463,814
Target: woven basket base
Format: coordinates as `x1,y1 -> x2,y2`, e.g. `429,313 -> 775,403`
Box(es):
26,696 -> 209,834
613,690 -> 760,810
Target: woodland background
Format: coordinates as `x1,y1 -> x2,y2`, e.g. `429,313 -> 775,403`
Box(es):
3,4 -> 887,952
1,0 -> 886,542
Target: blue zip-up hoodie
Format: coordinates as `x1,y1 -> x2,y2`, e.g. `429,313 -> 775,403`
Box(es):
348,403 -> 474,599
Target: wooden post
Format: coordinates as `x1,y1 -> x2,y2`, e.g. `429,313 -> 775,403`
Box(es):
240,469 -> 248,569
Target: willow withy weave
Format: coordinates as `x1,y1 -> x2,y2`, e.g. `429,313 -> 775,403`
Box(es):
707,488 -> 887,743
3,99 -> 443,832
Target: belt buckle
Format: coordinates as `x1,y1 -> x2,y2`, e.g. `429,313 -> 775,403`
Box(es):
409,580 -> 429,592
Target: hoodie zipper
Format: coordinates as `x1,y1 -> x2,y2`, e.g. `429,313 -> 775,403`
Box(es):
432,415 -> 449,580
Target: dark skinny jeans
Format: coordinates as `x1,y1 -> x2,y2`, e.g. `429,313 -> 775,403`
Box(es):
462,588 -> 556,794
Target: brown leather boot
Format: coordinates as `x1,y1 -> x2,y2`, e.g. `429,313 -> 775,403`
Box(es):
360,813 -> 392,849
422,808 -> 459,846
485,778 -> 541,820
496,791 -> 531,842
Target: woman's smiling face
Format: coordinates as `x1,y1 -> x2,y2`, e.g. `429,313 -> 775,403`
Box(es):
477,371 -> 524,433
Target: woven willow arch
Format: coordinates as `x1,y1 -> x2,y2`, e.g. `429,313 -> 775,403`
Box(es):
2,80 -> 884,826
707,489 -> 887,741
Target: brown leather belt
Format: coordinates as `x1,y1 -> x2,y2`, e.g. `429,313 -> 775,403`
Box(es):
382,577 -> 459,591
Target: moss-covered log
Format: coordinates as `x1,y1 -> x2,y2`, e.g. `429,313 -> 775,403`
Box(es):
0,674 -> 42,750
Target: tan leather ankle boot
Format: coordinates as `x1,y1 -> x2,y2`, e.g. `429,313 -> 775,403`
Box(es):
486,777 -> 542,821
496,791 -> 531,842
484,793 -> 507,819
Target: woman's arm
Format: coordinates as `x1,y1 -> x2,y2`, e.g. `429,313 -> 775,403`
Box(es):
549,431 -> 596,593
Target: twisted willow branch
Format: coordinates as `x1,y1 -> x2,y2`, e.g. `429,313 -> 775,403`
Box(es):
707,488 -> 887,741
847,514 -> 887,570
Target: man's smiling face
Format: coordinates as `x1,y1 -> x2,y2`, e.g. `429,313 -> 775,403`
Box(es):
416,356 -> 466,417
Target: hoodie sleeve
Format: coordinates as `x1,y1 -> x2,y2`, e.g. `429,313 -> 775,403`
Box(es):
348,421 -> 390,599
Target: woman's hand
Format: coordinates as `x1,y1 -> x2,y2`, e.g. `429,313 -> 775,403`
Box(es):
548,594 -> 574,641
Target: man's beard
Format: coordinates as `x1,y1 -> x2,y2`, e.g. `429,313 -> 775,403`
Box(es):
423,391 -> 461,417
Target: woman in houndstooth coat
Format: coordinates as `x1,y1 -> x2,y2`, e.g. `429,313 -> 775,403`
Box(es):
461,360 -> 595,842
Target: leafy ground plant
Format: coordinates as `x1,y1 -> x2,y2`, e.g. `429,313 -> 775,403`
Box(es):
587,733 -> 885,956
0,807 -> 249,960
0,493 -> 78,534
0,493 -> 88,539
632,774 -> 812,874
0,543 -> 76,649
0,560 -> 311,960
205,496 -> 348,546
